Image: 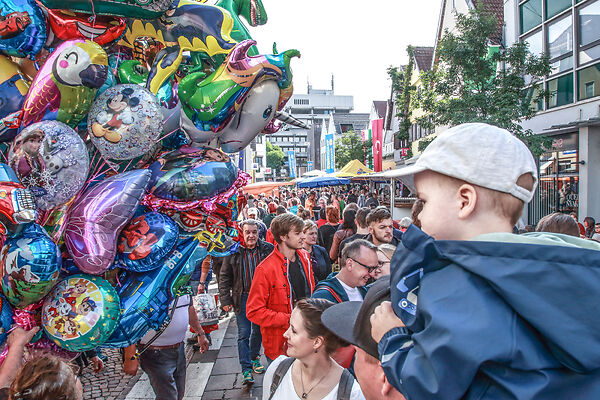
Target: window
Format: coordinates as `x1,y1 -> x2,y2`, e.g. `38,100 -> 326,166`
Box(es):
546,0 -> 571,19
255,156 -> 263,167
578,63 -> 600,99
580,44 -> 600,64
524,85 -> 544,111
550,55 -> 573,73
547,14 -> 573,60
579,1 -> 600,48
521,0 -> 543,33
524,30 -> 544,56
547,73 -> 574,107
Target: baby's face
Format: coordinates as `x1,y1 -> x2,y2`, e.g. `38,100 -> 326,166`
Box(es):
414,170 -> 462,240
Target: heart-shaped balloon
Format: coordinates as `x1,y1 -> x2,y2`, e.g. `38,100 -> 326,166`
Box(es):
116,212 -> 179,273
41,274 -> 120,352
104,234 -> 203,348
64,169 -> 151,275
1,223 -> 61,308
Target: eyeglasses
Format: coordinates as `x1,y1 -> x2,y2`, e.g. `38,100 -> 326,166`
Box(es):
350,257 -> 382,273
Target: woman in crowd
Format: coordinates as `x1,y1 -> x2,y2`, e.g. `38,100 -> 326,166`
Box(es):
263,298 -> 364,400
329,209 -> 357,264
6,355 -> 83,400
318,206 -> 340,257
303,220 -> 332,282
584,216 -> 596,238
375,244 -> 396,279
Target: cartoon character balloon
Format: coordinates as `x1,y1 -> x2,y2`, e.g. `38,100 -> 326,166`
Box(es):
88,84 -> 163,160
1,223 -> 61,308
8,121 -> 89,210
146,146 -> 238,202
42,274 -> 120,352
64,169 -> 151,275
0,0 -> 47,58
0,55 -> 29,142
104,234 -> 202,348
44,9 -> 127,47
0,164 -> 36,237
0,294 -> 13,345
116,212 -> 179,273
18,39 -> 108,128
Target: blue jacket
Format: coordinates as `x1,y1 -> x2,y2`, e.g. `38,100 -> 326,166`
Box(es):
311,244 -> 332,282
380,225 -> 600,400
312,272 -> 367,303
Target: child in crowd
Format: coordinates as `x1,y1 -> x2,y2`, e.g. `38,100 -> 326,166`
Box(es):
370,123 -> 600,399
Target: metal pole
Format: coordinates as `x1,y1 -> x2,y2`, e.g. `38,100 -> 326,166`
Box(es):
390,178 -> 395,219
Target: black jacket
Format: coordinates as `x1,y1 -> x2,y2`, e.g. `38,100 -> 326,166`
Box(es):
218,239 -> 274,314
310,244 -> 332,282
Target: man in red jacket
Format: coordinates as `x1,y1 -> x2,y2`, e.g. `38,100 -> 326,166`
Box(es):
246,213 -> 316,362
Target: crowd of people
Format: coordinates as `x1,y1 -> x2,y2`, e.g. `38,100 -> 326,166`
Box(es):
2,122 -> 600,400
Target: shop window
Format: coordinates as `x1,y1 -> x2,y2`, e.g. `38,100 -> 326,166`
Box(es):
579,1 -> 600,48
546,0 -> 571,19
577,62 -> 600,99
521,0 -> 543,33
547,14 -> 573,60
547,73 -> 574,107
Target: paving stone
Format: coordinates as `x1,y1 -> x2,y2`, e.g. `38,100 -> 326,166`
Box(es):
204,374 -> 236,391
200,390 -> 225,400
223,388 -> 260,399
218,345 -> 239,358
211,356 -> 242,375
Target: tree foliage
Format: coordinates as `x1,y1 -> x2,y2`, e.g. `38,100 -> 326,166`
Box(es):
412,5 -> 551,156
266,141 -> 285,172
334,131 -> 372,170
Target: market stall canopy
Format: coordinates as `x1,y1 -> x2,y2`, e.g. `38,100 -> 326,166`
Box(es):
297,174 -> 350,188
366,165 -> 417,191
334,160 -> 373,177
242,181 -> 295,196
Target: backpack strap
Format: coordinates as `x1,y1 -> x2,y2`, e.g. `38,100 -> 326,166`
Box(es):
319,285 -> 343,303
337,368 -> 354,400
268,357 -> 295,400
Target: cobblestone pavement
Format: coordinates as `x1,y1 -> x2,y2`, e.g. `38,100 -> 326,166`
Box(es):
78,348 -> 140,400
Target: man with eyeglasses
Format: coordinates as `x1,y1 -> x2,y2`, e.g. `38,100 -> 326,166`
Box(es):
312,239 -> 379,304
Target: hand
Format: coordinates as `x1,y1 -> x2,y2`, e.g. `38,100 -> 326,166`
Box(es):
370,301 -> 405,343
7,326 -> 39,348
197,283 -> 205,294
196,334 -> 209,354
222,305 -> 232,312
90,356 -> 104,373
123,358 -> 139,376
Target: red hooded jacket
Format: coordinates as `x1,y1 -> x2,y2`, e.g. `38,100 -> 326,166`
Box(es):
246,245 -> 315,360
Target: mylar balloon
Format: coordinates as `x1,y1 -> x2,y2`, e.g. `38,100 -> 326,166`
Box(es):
88,84 -> 163,160
39,0 -> 172,19
20,39 -> 108,128
8,121 -> 89,210
0,165 -> 37,237
147,146 -> 238,202
45,9 -> 127,47
117,212 -> 179,273
64,169 -> 151,275
41,274 -> 120,352
0,293 -> 13,345
0,0 -> 46,58
104,234 -> 202,348
0,55 -> 29,142
1,223 -> 61,308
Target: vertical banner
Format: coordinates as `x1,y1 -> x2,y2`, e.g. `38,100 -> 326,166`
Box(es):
325,133 -> 335,173
287,151 -> 297,178
238,150 -> 245,171
367,128 -> 373,169
372,119 -> 383,172
307,161 -> 313,172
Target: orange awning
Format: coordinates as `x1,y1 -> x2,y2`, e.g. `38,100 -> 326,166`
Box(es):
242,181 -> 295,196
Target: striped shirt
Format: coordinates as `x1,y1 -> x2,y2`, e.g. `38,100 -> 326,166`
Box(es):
241,246 -> 260,293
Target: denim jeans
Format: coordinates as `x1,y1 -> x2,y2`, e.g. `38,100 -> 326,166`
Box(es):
139,342 -> 186,400
237,293 -> 262,372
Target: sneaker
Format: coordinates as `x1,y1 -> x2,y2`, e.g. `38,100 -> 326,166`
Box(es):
242,370 -> 254,385
252,358 -> 265,374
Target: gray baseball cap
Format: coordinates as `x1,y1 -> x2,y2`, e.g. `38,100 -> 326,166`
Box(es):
395,123 -> 538,203
321,276 -> 391,359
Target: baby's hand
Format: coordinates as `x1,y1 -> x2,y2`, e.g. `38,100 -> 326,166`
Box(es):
370,301 -> 405,343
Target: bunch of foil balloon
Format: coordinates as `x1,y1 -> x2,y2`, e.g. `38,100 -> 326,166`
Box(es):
0,0 -> 303,357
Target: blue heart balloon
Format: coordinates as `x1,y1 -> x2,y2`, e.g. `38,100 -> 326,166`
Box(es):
117,212 -> 179,273
1,223 -> 61,308
0,293 -> 13,345
103,234 -> 205,348
0,0 -> 47,58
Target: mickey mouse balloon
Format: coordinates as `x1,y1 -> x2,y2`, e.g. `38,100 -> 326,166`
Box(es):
88,84 -> 163,160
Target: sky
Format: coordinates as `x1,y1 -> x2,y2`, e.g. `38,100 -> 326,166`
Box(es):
250,0 -> 442,113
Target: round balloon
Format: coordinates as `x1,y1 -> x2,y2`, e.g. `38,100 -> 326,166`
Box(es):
64,169 -> 151,275
8,121 -> 89,210
1,223 -> 61,308
0,0 -> 46,58
147,146 -> 238,202
41,274 -> 120,352
117,212 -> 179,273
0,293 -> 13,345
0,55 -> 29,142
88,84 -> 163,160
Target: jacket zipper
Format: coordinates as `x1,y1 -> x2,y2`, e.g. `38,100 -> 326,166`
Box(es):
286,257 -> 292,313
